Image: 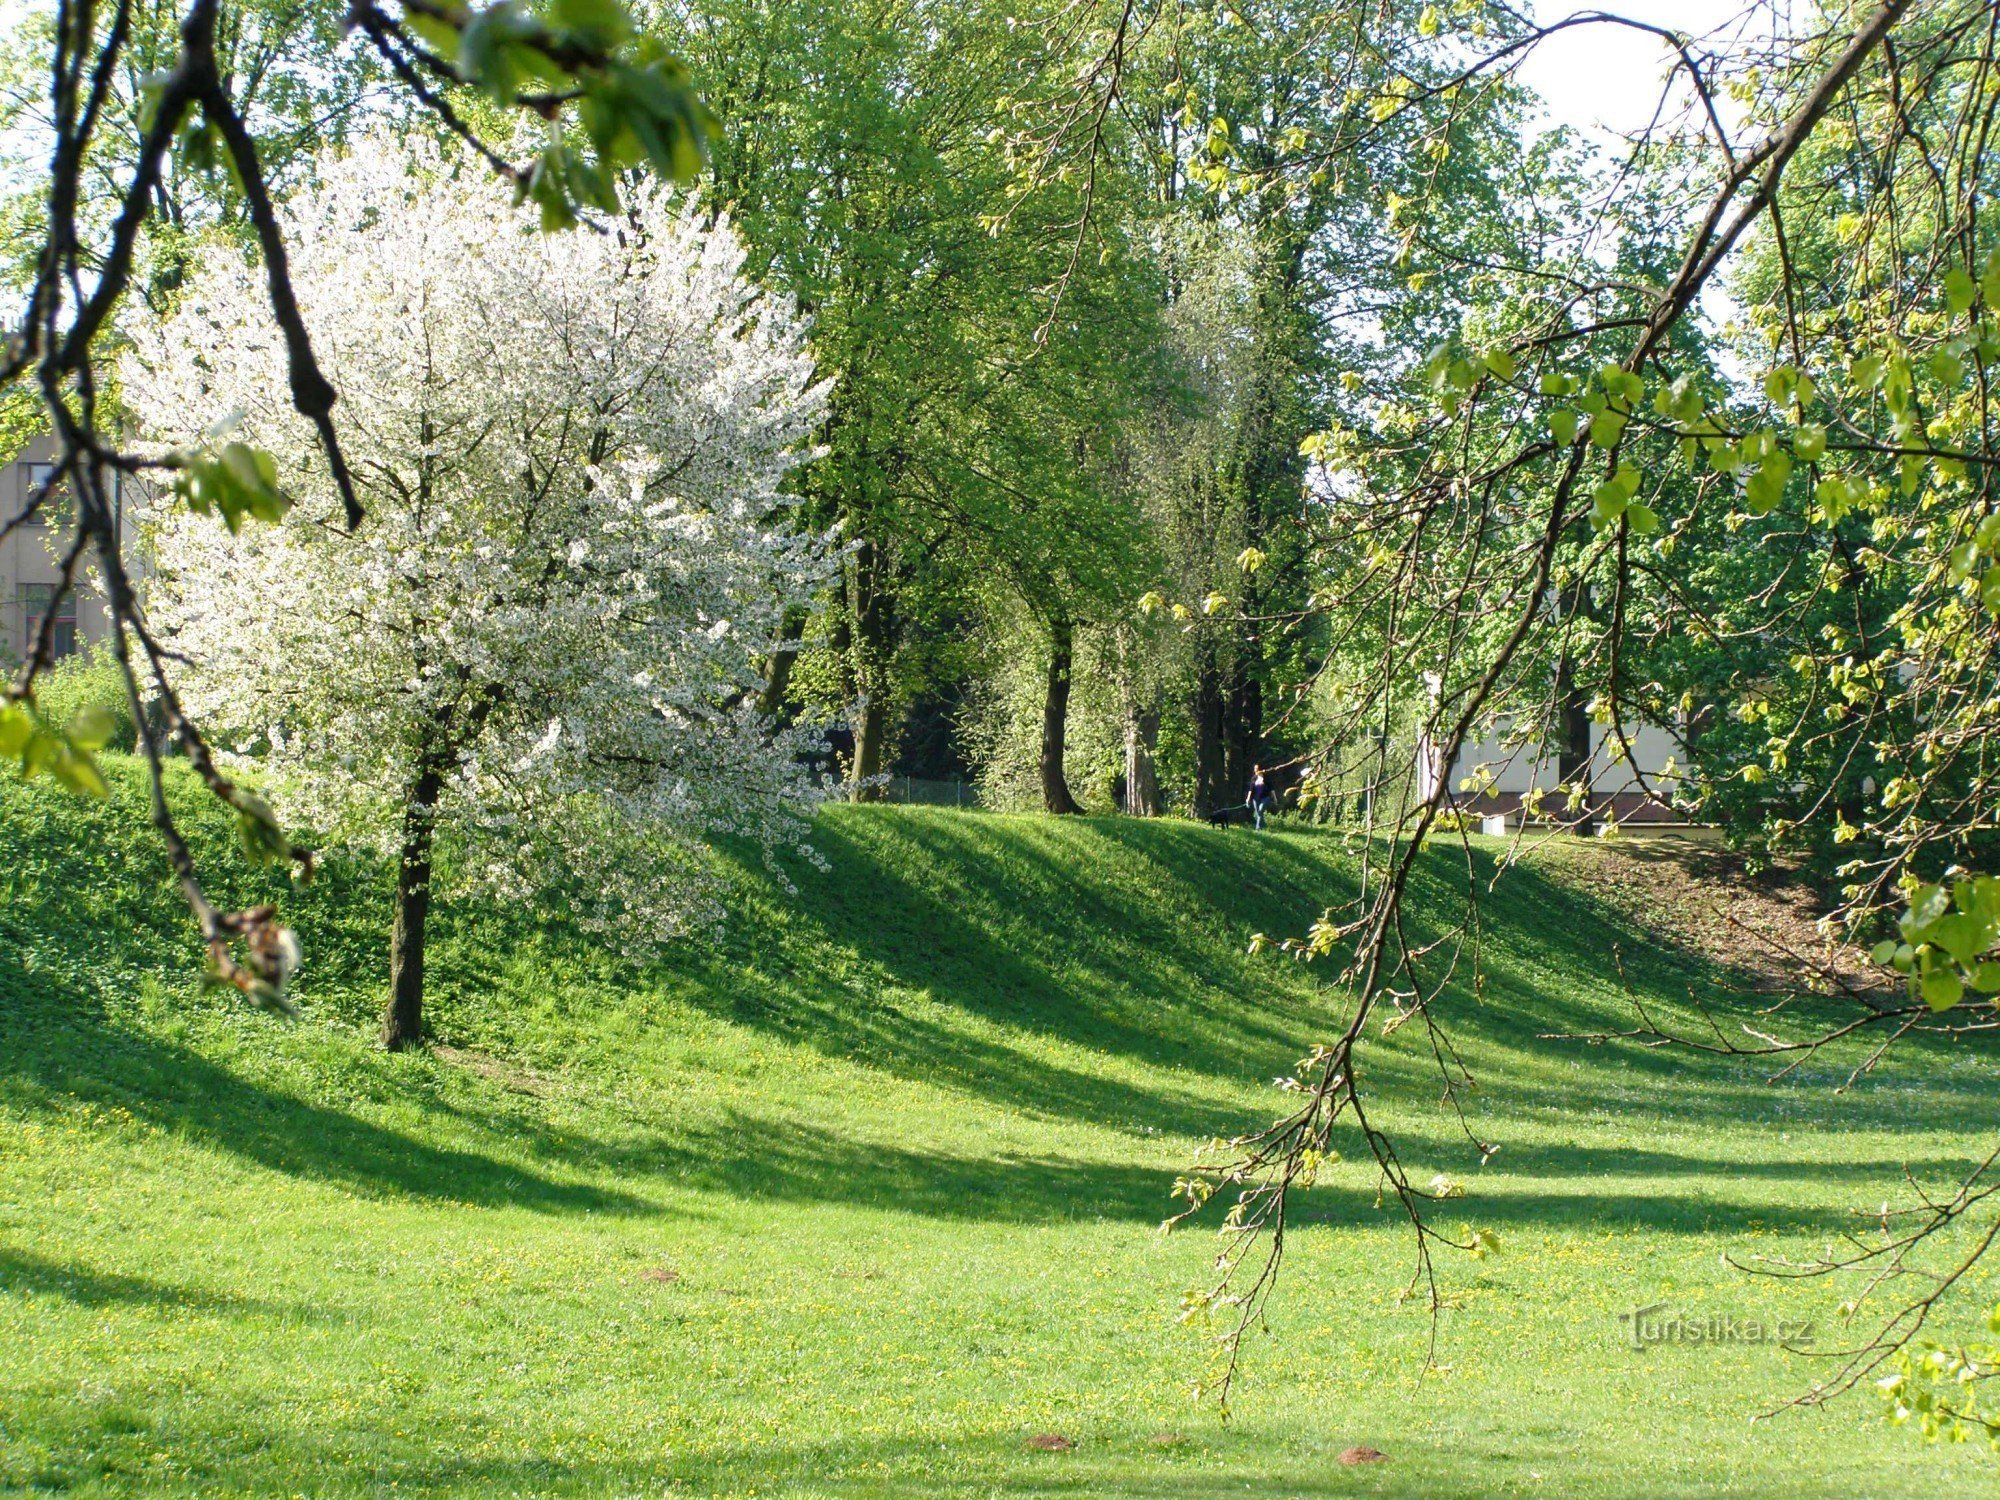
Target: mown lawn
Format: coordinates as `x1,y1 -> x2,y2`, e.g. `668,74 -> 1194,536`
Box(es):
1,761 -> 1994,1496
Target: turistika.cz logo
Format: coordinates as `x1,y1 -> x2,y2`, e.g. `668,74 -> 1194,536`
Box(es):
1617,1302 -> 1815,1353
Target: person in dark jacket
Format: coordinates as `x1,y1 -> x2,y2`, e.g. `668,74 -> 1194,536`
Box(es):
1247,765 -> 1273,830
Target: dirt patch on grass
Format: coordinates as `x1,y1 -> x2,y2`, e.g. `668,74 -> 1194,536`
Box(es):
432,1044 -> 556,1097
1532,839 -> 1890,999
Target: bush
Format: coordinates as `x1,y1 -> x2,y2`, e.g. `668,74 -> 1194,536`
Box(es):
34,643 -> 136,753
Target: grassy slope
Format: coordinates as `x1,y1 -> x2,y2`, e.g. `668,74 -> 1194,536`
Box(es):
0,761 -> 1994,1498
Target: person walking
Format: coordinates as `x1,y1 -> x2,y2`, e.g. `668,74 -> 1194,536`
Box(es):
1247,765 -> 1273,830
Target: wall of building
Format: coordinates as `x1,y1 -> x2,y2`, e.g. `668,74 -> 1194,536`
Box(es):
1416,713 -> 1695,829
0,436 -> 121,668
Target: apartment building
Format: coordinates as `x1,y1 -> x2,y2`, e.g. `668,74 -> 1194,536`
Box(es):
0,435 -> 123,668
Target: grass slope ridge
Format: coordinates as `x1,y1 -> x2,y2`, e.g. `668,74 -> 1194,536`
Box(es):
0,761 -> 1993,1497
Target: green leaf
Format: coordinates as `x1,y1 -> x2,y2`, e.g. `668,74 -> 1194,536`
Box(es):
1945,267 -> 1978,315
404,8 -> 466,54
236,794 -> 293,868
1794,425 -> 1826,462
64,705 -> 118,752
1904,883 -> 1952,938
1921,968 -> 1965,1012
0,702 -> 29,759
1548,409 -> 1578,445
456,1 -> 537,102
46,744 -> 107,799
175,443 -> 292,533
1588,409 -> 1626,449
545,0 -> 633,49
1625,502 -> 1659,535
1745,452 -> 1793,514
1928,912 -> 1987,966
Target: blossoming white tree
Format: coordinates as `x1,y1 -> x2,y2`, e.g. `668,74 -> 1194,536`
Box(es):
125,143 -> 833,1048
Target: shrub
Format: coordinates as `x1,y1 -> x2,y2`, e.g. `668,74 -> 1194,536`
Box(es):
33,643 -> 136,753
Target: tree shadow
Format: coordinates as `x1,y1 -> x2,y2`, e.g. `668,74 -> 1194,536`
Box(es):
693,811 -> 1991,1142
7,792 -> 1986,1233
510,1104 -> 1867,1235
0,970 -> 648,1217
1334,833 -> 1995,1129
11,1390 -> 1896,1500
518,811 -> 1343,1143
0,1243 -> 322,1320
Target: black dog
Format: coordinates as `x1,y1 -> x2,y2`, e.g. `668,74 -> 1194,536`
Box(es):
1205,804 -> 1253,828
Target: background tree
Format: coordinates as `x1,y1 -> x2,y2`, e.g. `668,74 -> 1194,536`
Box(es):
126,144 -> 831,1047
1,0 -> 718,999
1138,0 -> 2000,1437
660,0 -> 1016,796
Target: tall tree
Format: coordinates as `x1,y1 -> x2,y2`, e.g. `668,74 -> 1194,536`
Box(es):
1,0 -> 719,999
126,146 -> 830,1046
664,0 -> 1031,797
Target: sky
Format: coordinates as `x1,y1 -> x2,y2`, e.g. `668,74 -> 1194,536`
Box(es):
1514,1 -> 1782,149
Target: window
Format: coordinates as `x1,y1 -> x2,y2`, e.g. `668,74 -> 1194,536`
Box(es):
21,462 -> 72,530
19,583 -> 78,661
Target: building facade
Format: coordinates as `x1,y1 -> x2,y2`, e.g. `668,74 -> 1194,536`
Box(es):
1,435 -> 122,669
1417,714 -> 1702,836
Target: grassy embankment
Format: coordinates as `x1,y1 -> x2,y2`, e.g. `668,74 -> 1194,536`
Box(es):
1,760 -> 1993,1496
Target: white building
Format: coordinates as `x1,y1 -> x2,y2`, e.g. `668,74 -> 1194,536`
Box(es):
1417,714 -> 1700,836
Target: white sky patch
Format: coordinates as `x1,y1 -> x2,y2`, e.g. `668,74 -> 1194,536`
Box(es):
1510,4 -> 1804,365
1514,1 -> 1783,149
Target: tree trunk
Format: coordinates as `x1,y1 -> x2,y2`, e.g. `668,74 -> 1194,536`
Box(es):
1555,654 -> 1597,836
1223,663 -> 1263,806
382,762 -> 444,1051
1192,663 -> 1226,817
1124,703 -> 1161,817
1041,616 -> 1082,815
848,694 -> 888,802
844,539 -> 896,803
757,605 -> 809,720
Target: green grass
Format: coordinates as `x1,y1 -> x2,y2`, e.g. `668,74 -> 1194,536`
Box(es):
1,761 -> 1995,1496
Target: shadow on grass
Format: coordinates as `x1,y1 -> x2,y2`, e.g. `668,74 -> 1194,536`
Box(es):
5,792 -> 1989,1231
517,1106 -> 1869,1234
0,971 -> 646,1218
0,1243 -> 322,1320
667,810 -> 1993,1139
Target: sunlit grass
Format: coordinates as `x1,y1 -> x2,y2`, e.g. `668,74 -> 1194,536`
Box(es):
1,761 -> 1992,1496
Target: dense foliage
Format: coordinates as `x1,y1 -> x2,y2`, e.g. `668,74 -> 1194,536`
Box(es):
125,144 -> 832,1043
9,0 -> 2000,1452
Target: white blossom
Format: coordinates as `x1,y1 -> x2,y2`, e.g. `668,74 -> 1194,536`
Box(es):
125,139 -> 835,942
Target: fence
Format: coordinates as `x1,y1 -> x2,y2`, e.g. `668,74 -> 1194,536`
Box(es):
879,776 -> 981,808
